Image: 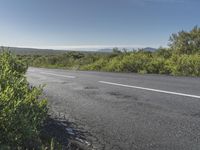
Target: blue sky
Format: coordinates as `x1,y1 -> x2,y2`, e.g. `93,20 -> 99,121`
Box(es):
0,0 -> 199,50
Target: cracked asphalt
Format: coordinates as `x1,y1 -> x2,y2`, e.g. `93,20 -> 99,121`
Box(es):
27,67 -> 200,150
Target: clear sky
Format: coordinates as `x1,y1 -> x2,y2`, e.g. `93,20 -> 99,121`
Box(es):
0,0 -> 199,50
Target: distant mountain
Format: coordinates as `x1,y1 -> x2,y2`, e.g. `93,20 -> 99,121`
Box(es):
142,47 -> 157,52
98,48 -> 113,53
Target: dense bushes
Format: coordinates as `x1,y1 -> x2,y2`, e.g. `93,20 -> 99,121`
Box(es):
0,51 -> 47,148
18,26 -> 200,77
24,49 -> 200,77
170,54 -> 200,76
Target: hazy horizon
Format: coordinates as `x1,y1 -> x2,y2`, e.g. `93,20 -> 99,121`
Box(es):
1,44 -> 162,51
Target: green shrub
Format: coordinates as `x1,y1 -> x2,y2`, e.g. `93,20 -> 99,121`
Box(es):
0,51 -> 47,148
103,56 -> 124,72
147,57 -> 167,74
81,58 -> 109,71
171,54 -> 200,76
120,53 -> 151,73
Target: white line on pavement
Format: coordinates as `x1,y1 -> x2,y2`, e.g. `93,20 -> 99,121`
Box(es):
99,81 -> 200,99
40,72 -> 76,79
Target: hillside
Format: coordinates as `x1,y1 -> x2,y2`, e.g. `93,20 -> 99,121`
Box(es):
1,47 -> 68,55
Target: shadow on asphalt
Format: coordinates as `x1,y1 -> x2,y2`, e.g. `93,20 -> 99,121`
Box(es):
41,116 -> 92,150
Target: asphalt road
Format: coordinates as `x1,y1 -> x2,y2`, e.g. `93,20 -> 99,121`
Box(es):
27,67 -> 200,150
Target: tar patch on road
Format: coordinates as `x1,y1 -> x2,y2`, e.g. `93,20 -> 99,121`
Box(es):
107,91 -> 133,99
84,86 -> 99,90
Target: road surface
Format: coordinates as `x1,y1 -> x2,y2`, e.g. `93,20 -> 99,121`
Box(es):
27,67 -> 200,150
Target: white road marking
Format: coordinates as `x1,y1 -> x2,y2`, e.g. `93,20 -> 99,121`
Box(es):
40,72 -> 76,78
99,81 -> 200,99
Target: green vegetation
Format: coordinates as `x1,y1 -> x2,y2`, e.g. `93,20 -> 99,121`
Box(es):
18,26 -> 200,77
0,50 -> 49,149
0,26 -> 199,149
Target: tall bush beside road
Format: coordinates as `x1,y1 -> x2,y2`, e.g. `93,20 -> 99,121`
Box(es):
0,51 -> 47,148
